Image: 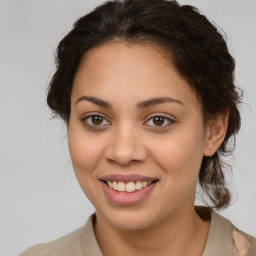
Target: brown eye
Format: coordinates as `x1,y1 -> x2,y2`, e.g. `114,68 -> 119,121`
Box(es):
145,115 -> 174,128
153,117 -> 165,126
82,114 -> 110,127
91,116 -> 103,125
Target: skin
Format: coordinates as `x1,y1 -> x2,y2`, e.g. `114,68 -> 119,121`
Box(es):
68,42 -> 228,256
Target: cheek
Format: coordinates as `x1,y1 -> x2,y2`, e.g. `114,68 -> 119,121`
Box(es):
69,137 -> 99,169
68,125 -> 107,205
149,133 -> 204,213
153,129 -> 204,186
68,123 -> 105,184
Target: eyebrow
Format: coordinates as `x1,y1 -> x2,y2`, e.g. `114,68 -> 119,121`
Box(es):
75,96 -> 184,109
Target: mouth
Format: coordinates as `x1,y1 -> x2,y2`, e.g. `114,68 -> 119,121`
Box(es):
100,174 -> 159,205
101,179 -> 158,192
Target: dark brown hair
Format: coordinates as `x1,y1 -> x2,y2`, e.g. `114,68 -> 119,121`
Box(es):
47,0 -> 241,209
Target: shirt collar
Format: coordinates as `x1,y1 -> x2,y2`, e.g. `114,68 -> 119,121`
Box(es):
81,207 -> 236,256
199,207 -> 234,256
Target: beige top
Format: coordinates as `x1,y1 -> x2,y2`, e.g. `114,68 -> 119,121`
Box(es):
20,207 -> 256,256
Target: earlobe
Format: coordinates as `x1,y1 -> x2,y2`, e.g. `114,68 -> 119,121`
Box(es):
203,112 -> 229,157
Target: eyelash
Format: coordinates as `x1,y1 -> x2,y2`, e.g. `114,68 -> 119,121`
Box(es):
80,113 -> 175,129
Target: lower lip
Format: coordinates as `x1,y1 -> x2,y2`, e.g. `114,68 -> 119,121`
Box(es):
101,181 -> 158,206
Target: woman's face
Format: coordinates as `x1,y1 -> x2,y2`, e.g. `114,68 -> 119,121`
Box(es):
69,42 -> 210,230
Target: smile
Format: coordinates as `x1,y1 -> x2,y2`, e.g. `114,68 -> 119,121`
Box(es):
100,174 -> 159,205
104,180 -> 154,192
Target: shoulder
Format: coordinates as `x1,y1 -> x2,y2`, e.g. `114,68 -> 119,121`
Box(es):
19,214 -> 102,256
209,209 -> 256,255
19,227 -> 85,256
195,206 -> 256,256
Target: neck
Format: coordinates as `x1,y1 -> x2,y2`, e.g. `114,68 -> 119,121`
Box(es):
94,206 -> 210,256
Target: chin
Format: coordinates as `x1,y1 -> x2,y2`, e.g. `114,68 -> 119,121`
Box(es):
102,208 -> 160,231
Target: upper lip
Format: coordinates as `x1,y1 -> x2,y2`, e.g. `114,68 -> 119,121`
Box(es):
100,174 -> 158,183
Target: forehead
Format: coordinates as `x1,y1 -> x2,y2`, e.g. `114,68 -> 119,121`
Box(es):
72,42 -> 200,110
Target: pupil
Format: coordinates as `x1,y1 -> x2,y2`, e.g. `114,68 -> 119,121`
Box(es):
92,116 -> 103,125
153,117 -> 164,126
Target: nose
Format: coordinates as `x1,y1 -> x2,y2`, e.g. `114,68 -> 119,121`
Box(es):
104,124 -> 147,166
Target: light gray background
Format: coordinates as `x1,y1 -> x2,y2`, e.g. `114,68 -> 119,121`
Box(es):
0,0 -> 255,255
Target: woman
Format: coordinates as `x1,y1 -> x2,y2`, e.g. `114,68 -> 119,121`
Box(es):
20,0 -> 256,255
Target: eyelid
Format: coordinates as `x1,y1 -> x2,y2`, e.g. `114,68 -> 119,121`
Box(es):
80,113 -> 111,127
146,112 -> 176,120
80,112 -> 175,129
144,113 -> 175,128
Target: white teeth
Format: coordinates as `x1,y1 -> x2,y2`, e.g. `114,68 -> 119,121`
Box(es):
106,180 -> 155,192
126,181 -> 136,192
142,181 -> 147,188
107,181 -> 113,188
135,181 -> 142,190
112,181 -> 118,190
117,182 -> 126,192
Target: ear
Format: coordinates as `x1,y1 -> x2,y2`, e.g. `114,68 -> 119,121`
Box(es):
203,111 -> 229,157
